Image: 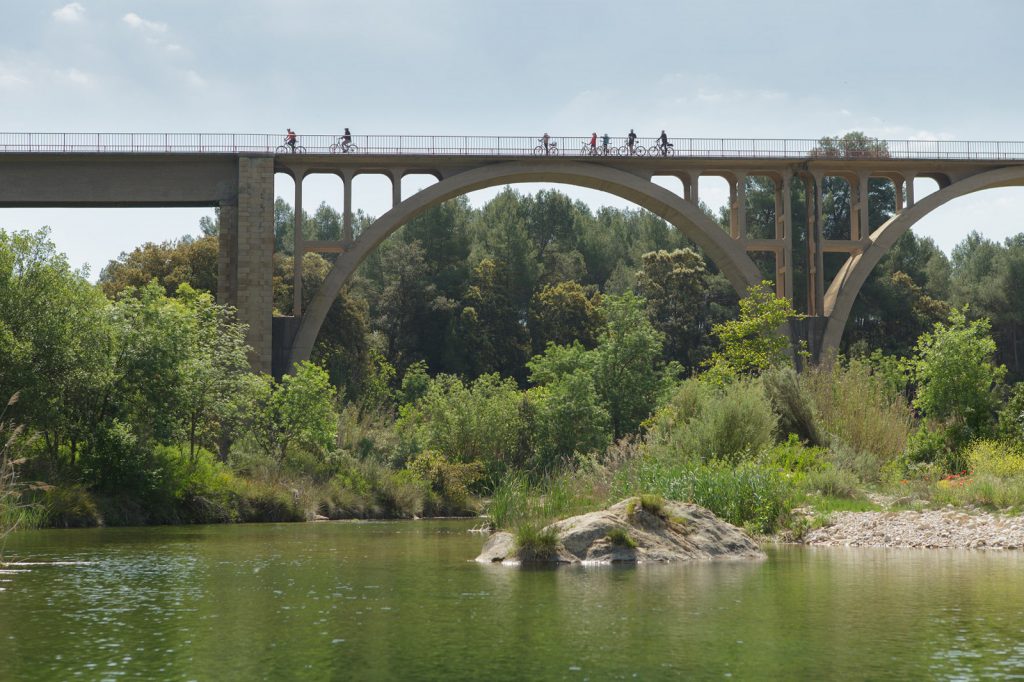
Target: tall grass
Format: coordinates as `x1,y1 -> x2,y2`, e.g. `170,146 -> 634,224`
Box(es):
646,378 -> 777,464
802,358 -> 913,464
488,470 -> 605,531
1,394 -> 41,548
610,456 -> 794,534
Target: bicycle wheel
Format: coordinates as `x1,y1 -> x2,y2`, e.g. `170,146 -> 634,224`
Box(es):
533,145 -> 545,156
633,145 -> 647,157
345,144 -> 359,154
549,145 -> 560,156
294,145 -> 306,154
275,145 -> 289,154
329,143 -> 341,154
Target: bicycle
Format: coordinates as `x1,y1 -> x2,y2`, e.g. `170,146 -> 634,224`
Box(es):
650,142 -> 675,157
276,141 -> 306,154
329,138 -> 359,154
620,143 -> 645,156
533,140 -> 559,156
580,142 -> 599,156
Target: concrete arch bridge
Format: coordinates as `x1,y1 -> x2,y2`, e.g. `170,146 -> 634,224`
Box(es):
2,132 -> 1024,375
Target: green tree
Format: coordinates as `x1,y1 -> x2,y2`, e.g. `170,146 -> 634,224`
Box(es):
906,307 -> 1006,442
703,281 -> 800,381
396,373 -> 528,485
0,229 -> 116,469
635,248 -> 710,370
528,280 -> 603,353
250,362 -> 338,464
527,371 -> 611,470
458,258 -> 531,381
99,236 -> 219,299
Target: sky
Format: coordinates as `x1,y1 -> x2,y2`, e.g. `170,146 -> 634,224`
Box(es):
3,0 -> 1024,277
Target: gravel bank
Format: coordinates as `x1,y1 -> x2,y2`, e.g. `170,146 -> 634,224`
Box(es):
801,508 -> 1024,550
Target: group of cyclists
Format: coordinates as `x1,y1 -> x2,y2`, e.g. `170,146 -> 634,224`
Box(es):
280,128 -> 674,156
539,129 -> 675,156
281,127 -> 354,153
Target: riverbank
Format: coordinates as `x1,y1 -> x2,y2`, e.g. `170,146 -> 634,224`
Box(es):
797,507 -> 1024,550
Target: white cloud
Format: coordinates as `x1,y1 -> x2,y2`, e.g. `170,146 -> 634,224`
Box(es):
52,3 -> 85,23
122,12 -> 167,32
0,63 -> 29,89
183,70 -> 206,88
60,68 -> 94,86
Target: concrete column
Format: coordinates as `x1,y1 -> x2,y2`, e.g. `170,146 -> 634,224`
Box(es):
392,171 -> 403,207
293,175 -> 304,317
850,173 -> 869,241
813,175 -> 825,315
342,170 -> 354,246
728,177 -> 739,238
776,172 -> 794,302
894,178 -> 905,214
688,172 -> 700,205
805,173 -> 825,316
734,172 -> 747,240
905,175 -> 916,208
236,156 -> 275,373
216,202 -> 238,307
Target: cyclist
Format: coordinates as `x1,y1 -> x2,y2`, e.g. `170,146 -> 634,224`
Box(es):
285,128 -> 297,150
657,129 -> 673,156
341,127 -> 352,151
601,133 -> 610,154
589,132 -> 597,155
627,129 -> 637,154
541,132 -> 551,155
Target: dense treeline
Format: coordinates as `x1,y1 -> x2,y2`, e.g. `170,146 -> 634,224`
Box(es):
6,139 -> 1024,533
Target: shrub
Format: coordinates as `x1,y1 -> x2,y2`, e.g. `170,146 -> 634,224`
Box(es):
40,485 -> 102,528
606,527 -> 637,548
526,371 -> 612,471
802,357 -> 913,463
626,493 -> 666,518
514,524 -> 560,561
760,434 -> 830,475
396,373 -> 528,488
646,378 -> 777,463
931,474 -> 1024,511
231,478 -> 305,522
407,450 -> 482,516
826,441 -> 888,484
966,439 -> 1024,479
800,467 -> 862,499
762,367 -> 823,446
906,307 -> 1005,449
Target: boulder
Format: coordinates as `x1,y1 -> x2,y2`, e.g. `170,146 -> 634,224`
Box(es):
475,497 -> 764,564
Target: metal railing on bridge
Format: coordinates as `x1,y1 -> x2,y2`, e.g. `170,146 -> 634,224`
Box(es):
3,132 -> 1024,161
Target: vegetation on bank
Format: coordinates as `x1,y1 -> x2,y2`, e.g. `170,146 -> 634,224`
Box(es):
5,139 -> 1024,534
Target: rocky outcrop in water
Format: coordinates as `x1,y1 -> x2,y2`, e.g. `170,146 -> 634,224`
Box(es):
476,498 -> 764,564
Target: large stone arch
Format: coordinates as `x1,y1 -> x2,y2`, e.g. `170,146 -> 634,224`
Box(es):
287,160 -> 763,368
820,165 -> 1024,354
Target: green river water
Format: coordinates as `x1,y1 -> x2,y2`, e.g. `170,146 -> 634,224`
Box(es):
1,520 -> 1023,680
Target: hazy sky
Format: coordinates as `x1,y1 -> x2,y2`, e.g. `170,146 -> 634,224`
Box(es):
3,0 -> 1024,276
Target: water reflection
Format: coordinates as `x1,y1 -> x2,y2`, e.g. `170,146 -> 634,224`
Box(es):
1,523 -> 1023,679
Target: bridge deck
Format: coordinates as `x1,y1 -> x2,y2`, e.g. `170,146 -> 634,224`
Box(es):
4,133 -> 1024,161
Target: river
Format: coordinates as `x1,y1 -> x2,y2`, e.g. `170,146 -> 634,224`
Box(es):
1,520 -> 1023,680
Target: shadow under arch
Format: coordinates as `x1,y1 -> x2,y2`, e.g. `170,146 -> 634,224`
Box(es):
287,160 -> 764,368
821,165 -> 1024,355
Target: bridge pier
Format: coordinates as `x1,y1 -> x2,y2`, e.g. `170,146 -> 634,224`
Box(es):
218,156 -> 275,374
